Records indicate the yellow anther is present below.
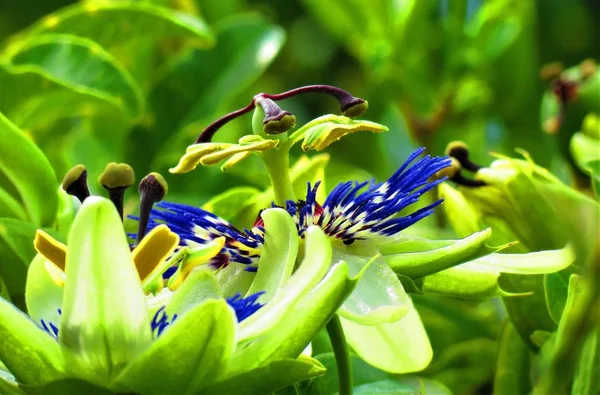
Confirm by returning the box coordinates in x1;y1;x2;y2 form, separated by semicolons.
33;230;67;272
133;225;179;281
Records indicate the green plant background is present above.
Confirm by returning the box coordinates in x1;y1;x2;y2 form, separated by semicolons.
0;0;598;394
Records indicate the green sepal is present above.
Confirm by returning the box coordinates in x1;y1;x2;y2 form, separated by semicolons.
341;302;433;374
114;299;236;395
383;229;502;278
0;298;64;385
422;266;501;298
461;243;575;274
238;225;331;342
201;356;326;395
246;208;299;301
60;197;152;383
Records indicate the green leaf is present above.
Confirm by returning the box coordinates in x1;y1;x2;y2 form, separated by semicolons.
246;208;299;302
202;186;261;223
383;229;499;278
7;34;144;120
0;112;57;226
333;243;411;325
202;356;326;395
0;187;27;220
499;274;557;349
0;298;64;385
341;302;432;374
60;197;152;383
238;225;331;342
544;271;570;324
0;64;127;131
21;379;113;395
115;299;236;395
493;321;531;395
0;218;43;306
21;2;214;52
572;328;600;395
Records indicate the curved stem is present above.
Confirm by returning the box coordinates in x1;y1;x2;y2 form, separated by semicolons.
326;314;353;395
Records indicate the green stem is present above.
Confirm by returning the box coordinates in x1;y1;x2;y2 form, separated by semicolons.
252;106;296;206
326;314;353;395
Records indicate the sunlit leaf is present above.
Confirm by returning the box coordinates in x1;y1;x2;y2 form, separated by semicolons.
6;34;144;119
0;112;57;226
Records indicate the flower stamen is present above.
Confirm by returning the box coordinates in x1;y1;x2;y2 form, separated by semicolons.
61;164;90;203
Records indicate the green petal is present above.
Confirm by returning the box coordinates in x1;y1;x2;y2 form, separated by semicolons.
165;270;223;316
341;303;433;374
202;356;325;395
0;298;64;385
461;244;575;274
25;254;63;327
333;243;411;325
59;197;152;382
422;266;501;298
238;225;331;341
114;299;236;395
216;262;255;298
230;261;358;374
246;208;299;302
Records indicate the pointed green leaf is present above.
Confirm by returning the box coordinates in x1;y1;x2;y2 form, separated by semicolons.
0;275;10;301
7;34;144;120
341;304;433;374
115;299;236;395
0;187;27;220
0;298;64;385
462;244;575;274
22;3;214;51
383;229;498;278
0;112;57;226
493;321;531;395
25;254;64;327
60;197;152;382
544;271;570;324
203;356;325;395
333;243;410;325
238;226;331;341
246;208;299;301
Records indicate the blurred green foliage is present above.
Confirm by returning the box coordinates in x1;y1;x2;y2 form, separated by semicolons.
0;0;598;394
